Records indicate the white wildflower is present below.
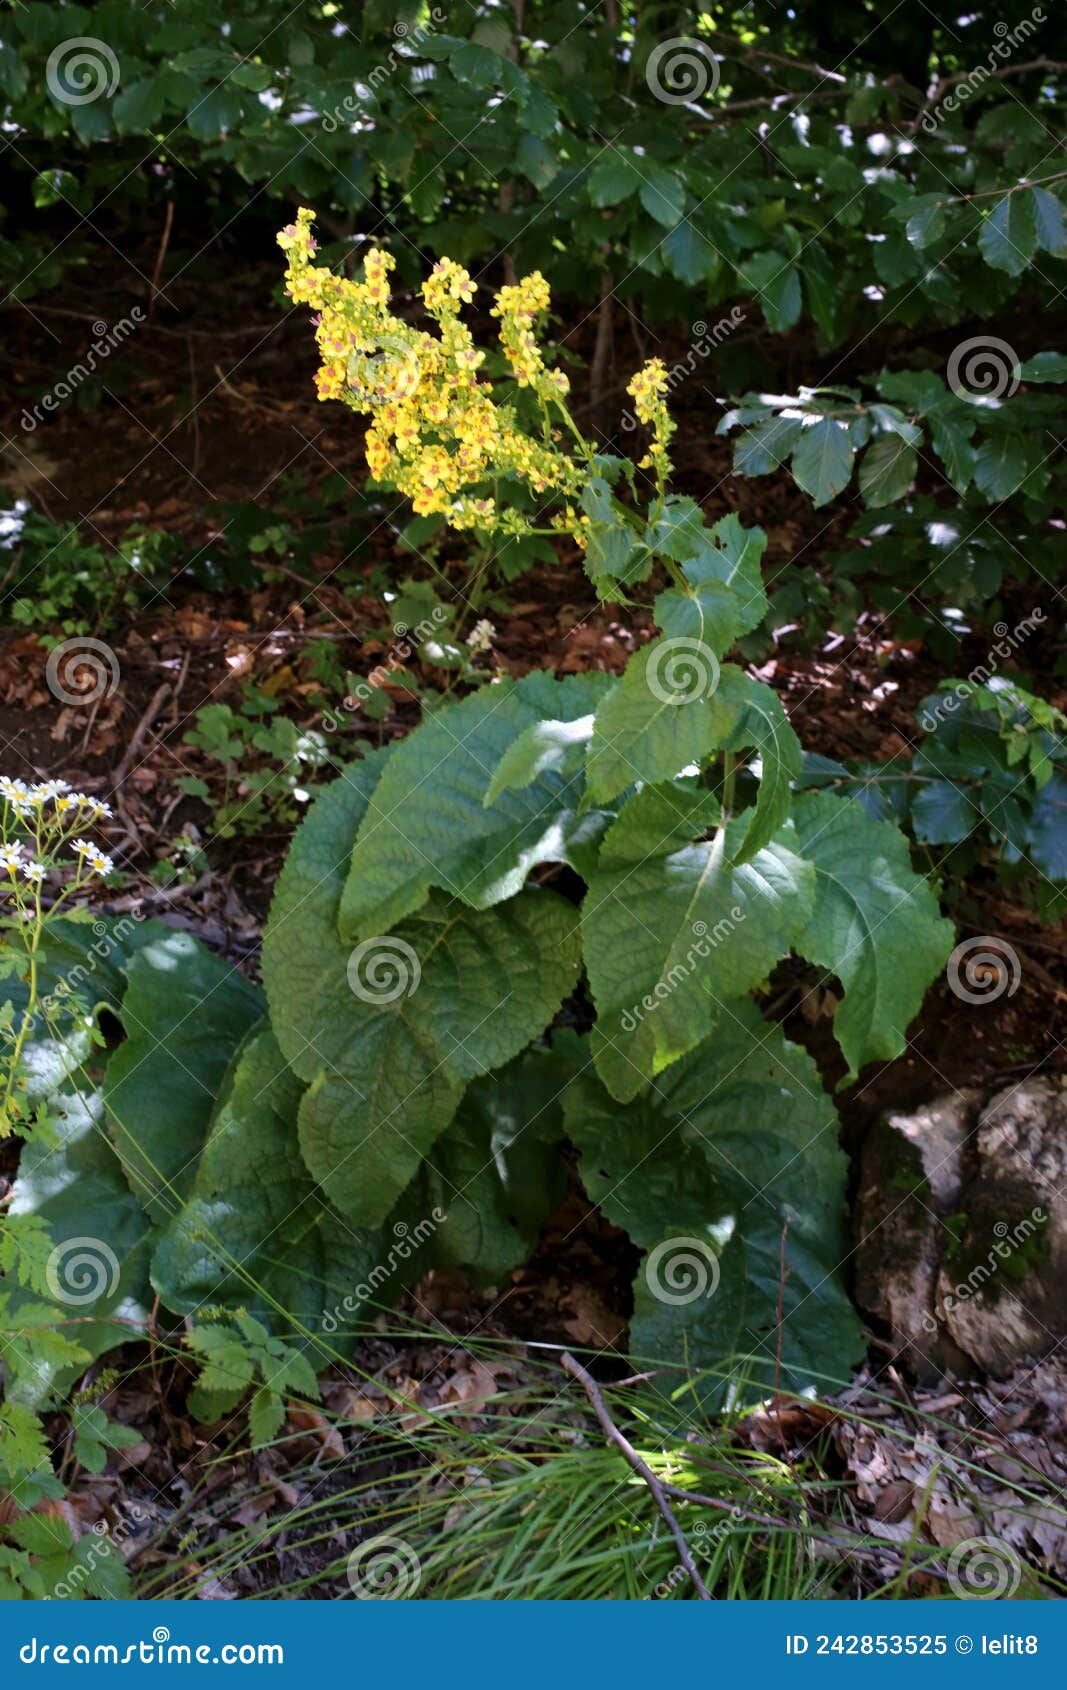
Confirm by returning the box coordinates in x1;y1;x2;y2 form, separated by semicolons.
466;618;496;655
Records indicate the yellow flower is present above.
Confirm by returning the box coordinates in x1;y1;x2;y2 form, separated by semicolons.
279;212;601;543
626;359;675;472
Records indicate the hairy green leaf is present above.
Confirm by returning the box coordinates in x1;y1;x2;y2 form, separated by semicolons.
791;792;954;1079
584;797;814;1100
339;674;612;940
566;1002;862;1406
103;931;263;1219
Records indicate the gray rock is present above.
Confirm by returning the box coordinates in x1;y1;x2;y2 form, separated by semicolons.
855;1078;1067;1378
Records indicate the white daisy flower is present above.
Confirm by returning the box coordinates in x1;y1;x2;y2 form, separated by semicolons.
21;860;45;884
0;843;23;872
71;838;96;859
89;798;114;819
0;777;30;804
87;852;114;876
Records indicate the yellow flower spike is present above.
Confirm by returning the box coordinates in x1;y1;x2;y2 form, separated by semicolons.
280;211;597;545
626;358;676;474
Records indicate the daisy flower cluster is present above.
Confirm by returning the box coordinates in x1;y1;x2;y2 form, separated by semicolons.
0;776;115;903
278;209;591;540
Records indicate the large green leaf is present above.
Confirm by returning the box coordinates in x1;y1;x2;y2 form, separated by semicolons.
585;641;726;805
858;433;917;506
583;794;814;1100
339;674;612;941
262;752;389;1079
1;914;169;1110
791;792;954;1079
653;512;769;649
297;889;582;1225
103;931;263;1221
565;1003;862;1406
711;667;802;862
8;1090;154;1402
151;1027;395;1340
408;1041;576;1282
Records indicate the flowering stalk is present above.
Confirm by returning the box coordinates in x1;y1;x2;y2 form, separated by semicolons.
277;210;673;552
0;778;113;1137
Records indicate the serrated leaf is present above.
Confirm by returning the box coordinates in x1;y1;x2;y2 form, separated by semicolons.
339;675;611;940
587;150;640;206
408;1042;574;1282
712;667;803;861
486;715;596;806
112;77;166;134
151;1027;382;1334
1019;351;1067;382
2;915;166;1111
0;1401;51;1484
298;890;581;1224
790;417;854;506
858;433;918;506
263;753;389;1077
248;1386;285;1448
928;416;976;492
585;639;729;804
733;415;803;477
583;801;814;1100
662;220;718;285
653;512;768;648
565;1002;862;1406
973;434;1031;500
516;132;558;188
791;792;954;1079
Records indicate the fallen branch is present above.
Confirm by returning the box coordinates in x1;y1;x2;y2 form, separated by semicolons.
561;1351;711;1599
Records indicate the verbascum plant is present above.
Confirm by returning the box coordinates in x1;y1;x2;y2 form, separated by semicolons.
10;224;957;1419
